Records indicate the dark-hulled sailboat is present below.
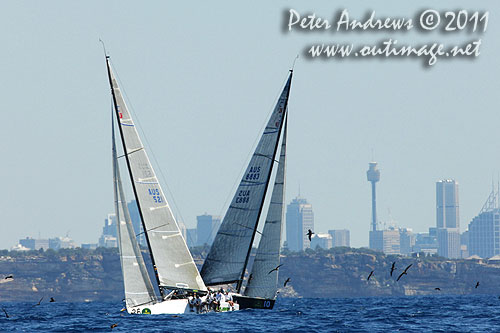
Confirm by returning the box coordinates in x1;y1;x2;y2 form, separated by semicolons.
200;70;293;309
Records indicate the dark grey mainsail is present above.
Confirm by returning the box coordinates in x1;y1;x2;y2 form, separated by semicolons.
113;117;157;307
244;117;287;299
201;72;293;289
106;58;206;292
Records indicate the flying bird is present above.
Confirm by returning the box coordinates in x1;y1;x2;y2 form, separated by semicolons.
367;270;374;281
306;229;314;241
268;264;283;274
435;287;441;291
284;277;291;287
390;262;396;277
33;297;43;307
50;297;55;303
475;281;480;288
4;275;13;279
111;323;118;329
396;264;413;282
2;308;9;318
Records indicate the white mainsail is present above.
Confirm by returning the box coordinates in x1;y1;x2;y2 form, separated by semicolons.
113;118;157;307
244;117;287;299
106;58;206;292
201;72;293;288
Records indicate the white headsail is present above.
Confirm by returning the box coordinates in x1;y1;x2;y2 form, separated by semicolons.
113;117;157;307
244;117;287;299
201;72;293;288
106;58;206;292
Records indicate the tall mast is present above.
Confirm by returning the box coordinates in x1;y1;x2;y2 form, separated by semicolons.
236;70;293;293
104;56;163;296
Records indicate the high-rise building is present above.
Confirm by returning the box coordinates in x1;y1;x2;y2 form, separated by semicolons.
399;228;416;255
196;214;221;246
413;227;438;255
436;180;461;258
328;229;350;247
310;233;332;250
99;213;117;248
468;210;500;258
369;228;400;255
467;187;500;258
437;228;461;258
367;162;381;250
286;196;314;252
186;228;197;248
436;180;460;229
102;213;117;238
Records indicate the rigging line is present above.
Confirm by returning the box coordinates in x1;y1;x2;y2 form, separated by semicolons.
234;222;263;235
136;223;169;237
117;147;144;159
215;70;295;225
110;62;188;228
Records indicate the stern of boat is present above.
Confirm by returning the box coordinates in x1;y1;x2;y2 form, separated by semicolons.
232;295;275;310
128;299;189;315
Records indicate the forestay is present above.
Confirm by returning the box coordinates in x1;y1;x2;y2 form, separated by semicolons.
244;118;287;299
106;59;206;291
113;119;156;307
201;72;293;286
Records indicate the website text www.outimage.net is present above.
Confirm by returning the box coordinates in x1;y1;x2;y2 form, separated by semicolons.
286;9;488;66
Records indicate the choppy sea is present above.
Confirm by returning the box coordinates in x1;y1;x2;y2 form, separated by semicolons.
1;295;500;332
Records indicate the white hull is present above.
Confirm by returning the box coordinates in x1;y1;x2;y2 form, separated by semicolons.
128;299;189;314
127;298;239;315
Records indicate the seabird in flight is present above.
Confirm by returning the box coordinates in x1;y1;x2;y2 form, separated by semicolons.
306;229;314;241
284;277;291;287
33;297;43;307
268;264;283;274
396;264;413;282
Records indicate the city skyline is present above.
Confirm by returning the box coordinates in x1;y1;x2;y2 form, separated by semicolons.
2;1;500;250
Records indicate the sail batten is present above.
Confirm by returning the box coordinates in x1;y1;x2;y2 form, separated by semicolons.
107;58;206;292
244;117;288;299
201;73;292;289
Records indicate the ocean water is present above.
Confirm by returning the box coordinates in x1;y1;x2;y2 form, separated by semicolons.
1;295;499;332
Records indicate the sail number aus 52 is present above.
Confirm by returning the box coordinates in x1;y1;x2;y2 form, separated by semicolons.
148;188;163;203
246;166;261;180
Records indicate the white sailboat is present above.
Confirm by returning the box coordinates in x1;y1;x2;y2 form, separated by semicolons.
106;54;238;314
200;70;293;309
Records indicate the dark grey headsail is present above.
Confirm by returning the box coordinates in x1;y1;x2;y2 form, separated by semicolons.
244;118;287;299
201;72;293;290
113;117;157;307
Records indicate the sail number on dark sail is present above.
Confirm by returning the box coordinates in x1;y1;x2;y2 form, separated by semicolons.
246;166;261;180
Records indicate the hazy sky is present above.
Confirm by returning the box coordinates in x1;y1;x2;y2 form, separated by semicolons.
1;1;500;249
